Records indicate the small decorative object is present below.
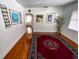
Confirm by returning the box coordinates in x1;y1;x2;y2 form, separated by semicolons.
55;16;65;35
28;9;31;12
9;9;21;25
47;13;57;23
0;4;11;28
36;15;43;23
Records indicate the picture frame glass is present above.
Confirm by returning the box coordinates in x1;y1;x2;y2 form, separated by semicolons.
47;13;58;23
48;15;52;21
12;12;19;23
10;10;20;25
0;4;11;28
36;15;43;23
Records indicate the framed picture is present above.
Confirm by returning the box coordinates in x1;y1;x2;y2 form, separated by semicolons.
36;15;43;23
9;9;21;25
0;4;11;28
47;13;57;23
48;15;52;21
19;12;22;23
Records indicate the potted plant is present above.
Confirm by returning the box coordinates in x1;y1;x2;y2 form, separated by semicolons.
55;16;65;35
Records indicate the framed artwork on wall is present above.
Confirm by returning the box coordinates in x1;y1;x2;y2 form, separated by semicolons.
9;9;21;25
36;15;43;23
47;13;58;23
0;4;11;28
48;15;52;21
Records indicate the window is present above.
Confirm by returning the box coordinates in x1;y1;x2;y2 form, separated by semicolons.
68;10;78;31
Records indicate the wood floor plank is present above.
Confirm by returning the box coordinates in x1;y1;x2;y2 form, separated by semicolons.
4;33;31;59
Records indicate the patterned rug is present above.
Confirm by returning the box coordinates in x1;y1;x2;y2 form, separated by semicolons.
29;36;37;59
29;35;77;59
43;40;59;50
37;35;76;59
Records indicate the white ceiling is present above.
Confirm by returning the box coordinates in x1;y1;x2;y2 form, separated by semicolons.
16;0;77;7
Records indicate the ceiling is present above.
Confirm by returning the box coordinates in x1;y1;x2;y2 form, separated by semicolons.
16;0;77;8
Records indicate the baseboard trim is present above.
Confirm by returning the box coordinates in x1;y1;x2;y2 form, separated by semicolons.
33;32;56;35
59;33;78;48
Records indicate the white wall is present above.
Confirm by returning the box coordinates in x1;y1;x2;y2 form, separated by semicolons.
61;2;78;44
0;0;26;58
25;7;63;32
25;3;78;44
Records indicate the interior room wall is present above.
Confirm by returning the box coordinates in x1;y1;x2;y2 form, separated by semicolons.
25;7;63;32
0;0;26;58
25;2;78;44
61;2;78;44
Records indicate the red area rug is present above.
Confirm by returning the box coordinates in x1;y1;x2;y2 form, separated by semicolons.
37;35;74;59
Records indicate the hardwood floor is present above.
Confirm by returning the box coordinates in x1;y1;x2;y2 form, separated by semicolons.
4;33;32;59
4;32;77;59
